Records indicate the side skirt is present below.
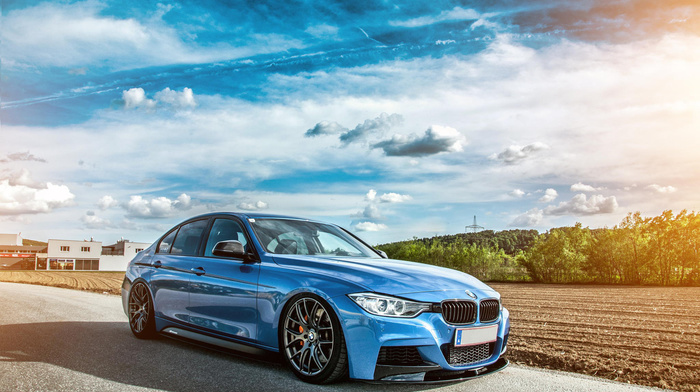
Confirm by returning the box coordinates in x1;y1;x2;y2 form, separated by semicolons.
160;326;271;356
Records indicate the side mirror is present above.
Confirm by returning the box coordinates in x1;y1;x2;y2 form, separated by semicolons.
212;240;246;258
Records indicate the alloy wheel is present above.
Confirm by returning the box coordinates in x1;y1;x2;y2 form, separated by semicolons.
283;297;335;376
129;283;151;334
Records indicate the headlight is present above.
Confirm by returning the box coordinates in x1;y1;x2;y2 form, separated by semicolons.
348;293;431;318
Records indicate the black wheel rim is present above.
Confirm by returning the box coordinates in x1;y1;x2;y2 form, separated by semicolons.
283;297;334;376
129;283;150;333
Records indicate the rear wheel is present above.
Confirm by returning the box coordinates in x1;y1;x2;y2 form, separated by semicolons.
280;294;347;384
128;282;157;339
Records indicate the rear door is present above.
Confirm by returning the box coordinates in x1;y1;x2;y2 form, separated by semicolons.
187;217;261;341
150;219;209;324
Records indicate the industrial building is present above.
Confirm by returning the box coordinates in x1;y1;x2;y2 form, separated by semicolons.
0;233;150;272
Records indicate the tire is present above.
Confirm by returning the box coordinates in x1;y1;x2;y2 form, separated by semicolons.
280;293;348;384
128;282;157;339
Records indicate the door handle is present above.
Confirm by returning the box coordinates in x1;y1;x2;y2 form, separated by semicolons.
153;260;162;268
191;267;206;276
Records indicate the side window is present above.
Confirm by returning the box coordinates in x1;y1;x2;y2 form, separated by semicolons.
170;220;208;256
204;219;248;257
158;229;178;254
266;232;309;255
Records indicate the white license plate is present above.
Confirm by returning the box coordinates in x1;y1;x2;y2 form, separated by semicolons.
454;324;498;347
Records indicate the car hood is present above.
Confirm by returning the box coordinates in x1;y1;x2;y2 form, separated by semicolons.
270;254;498;301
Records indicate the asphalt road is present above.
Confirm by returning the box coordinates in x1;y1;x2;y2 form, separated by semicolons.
0;282;669;392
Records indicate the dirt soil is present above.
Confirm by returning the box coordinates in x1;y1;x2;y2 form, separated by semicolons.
1;272;698;390
491;283;700;392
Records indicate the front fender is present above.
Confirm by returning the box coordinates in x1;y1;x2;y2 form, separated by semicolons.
255;259;368;349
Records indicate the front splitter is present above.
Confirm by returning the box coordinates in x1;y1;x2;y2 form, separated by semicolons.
367;357;509;384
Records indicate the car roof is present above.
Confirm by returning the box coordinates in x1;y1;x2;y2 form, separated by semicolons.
182;212;321;222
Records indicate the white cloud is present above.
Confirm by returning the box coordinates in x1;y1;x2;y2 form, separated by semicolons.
365;189;377;201
354;221;388;232
373;125;465;157
340;113;403;144
354;204;382;219
509;208;543;227
491;142;549;165
176;194;192;209
0;171;75;215
7;169;44;188
3;2;184;68
120;87;196;111
81;211;115;229
97;195;119;210
510;193;618;227
124;193;192;218
154;87;196;109
304;121;348;137
544;194;618;216
0;151;46;163
122;88;156;110
354;189;410;220
379;192;412;203
237;200;269;210
646;184;677;193
539;188;558;203
390;7;480;28
570;182;603;192
509;189;525;198
2;2;303;70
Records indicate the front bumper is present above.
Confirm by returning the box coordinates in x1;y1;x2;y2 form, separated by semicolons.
333;295;511;381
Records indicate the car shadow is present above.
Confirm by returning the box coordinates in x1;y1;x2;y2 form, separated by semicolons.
0;321;460;391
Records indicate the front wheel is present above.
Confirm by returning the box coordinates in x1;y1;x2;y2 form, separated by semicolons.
280;294;348;384
128;282;157;339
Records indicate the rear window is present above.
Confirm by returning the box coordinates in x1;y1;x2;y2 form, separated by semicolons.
170;220;208;256
157;229;177;254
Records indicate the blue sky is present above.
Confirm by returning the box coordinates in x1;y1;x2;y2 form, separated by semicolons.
1;0;699;245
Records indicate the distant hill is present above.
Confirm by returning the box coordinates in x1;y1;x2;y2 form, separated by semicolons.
379;229;540;256
22;239;48;247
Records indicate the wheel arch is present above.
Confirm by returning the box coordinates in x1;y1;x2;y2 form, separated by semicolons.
274;288;349;350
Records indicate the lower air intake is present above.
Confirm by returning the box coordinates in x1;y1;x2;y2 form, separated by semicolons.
442;342;494;366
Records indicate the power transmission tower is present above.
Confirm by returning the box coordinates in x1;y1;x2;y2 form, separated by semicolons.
465;215;484;233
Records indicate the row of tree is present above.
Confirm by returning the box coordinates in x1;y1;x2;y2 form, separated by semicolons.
377;229;538;282
405;229;539;256
377;210;700;286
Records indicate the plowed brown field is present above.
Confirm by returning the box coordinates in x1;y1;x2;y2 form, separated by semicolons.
0;271;124;295
491;283;700;391
1;272;698;390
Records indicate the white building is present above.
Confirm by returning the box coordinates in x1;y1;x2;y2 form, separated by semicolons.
0;234;23;246
100;239;151;271
0;233;151;272
47;239;102;270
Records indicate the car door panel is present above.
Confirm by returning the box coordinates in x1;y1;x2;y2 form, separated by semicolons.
188;218;260;340
150;254;195;323
188;258;260;339
149;219;209;325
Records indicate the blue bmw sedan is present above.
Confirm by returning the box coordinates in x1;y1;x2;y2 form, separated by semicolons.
122;212;510;383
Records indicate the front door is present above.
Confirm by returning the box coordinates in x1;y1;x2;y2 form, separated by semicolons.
187;218;260;341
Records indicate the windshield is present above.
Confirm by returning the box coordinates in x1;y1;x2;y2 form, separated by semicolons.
249;218;380;258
